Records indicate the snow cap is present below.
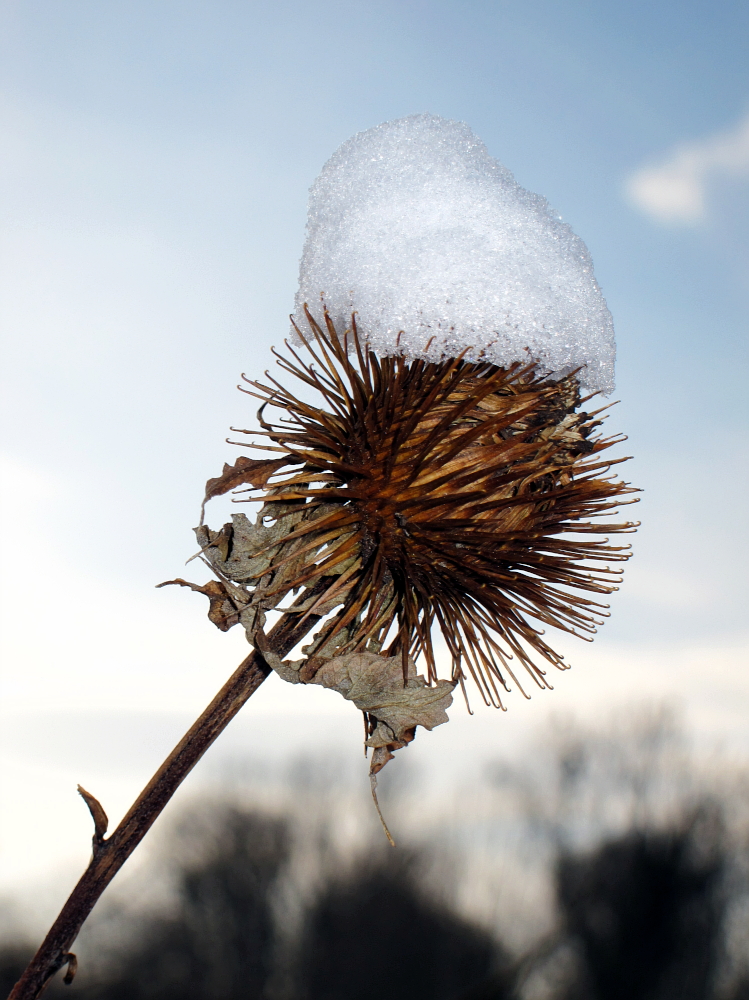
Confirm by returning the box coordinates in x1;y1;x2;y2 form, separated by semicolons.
293;114;615;394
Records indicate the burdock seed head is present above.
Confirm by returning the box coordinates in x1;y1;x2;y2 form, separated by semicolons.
231;308;637;704
172;116;638;831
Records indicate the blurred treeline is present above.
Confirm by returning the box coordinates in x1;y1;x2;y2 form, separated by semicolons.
3;708;749;1000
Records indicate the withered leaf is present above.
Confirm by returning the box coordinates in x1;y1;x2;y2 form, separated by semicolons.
210;522;233;563
157;578;243;631
257;638;454;774
312;652;455;750
204;455;292;503
195;509;306;585
193;502;356;642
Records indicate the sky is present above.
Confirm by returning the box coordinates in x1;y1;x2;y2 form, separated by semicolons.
1;0;748;927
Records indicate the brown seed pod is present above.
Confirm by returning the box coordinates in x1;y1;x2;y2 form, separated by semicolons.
210;307;638;711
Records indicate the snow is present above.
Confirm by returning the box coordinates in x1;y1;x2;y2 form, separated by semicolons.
292;114;615;394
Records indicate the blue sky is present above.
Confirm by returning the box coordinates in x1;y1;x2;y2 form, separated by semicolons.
1;0;748;903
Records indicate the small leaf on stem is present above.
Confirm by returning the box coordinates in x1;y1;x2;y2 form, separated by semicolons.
76;786;108;842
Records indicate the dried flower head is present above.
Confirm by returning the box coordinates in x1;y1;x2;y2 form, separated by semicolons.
193;307;636;703
163;308;639;840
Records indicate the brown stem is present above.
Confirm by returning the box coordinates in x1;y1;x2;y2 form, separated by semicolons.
8;595;323;1000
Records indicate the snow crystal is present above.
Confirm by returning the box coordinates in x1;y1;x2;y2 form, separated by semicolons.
292;114;615;394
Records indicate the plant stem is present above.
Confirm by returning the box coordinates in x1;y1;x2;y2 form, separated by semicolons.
8;594;323;1000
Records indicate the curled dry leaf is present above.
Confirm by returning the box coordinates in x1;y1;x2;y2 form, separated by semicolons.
156;578;244;632
203;455;293;503
186;501;359;637
256;635;454;775
169;313;635;814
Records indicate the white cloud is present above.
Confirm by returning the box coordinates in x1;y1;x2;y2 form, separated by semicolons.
625;111;749;223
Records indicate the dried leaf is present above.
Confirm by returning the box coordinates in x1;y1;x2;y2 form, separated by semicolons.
204;455;292;503
156;578;243;631
191;502;357;648
196;509;306;585
210;522;234;563
313;651;455;750
257;638;454;773
370;746;395;775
